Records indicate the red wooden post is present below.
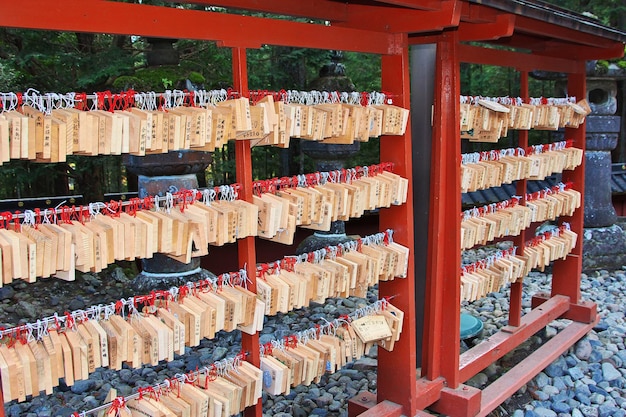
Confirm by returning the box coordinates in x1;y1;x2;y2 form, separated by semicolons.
508;71;529;328
377;32;419;417
231;47;263;417
551;63;586;306
422;30;462;387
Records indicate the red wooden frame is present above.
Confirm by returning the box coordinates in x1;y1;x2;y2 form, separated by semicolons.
1;1;624;417
420;17;606;417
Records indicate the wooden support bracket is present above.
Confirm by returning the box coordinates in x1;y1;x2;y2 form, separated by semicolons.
349;377;445;416
415;377;446;409
458;13;515;41
348;393;404;417
358;400;404;417
500;322;527;334
334;0;460;34
531;293;597;323
429;384;481;417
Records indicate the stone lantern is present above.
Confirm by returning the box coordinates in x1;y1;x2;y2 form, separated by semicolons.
124;37;216;291
555;63;626;271
125;151;216;292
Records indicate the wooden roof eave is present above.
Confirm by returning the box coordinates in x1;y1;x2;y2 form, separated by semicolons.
452;1;625;70
469;0;626;43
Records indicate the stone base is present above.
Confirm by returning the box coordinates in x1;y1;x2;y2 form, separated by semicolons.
131;268;216;293
582;224;626;272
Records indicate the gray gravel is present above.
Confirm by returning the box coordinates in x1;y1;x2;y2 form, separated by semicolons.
459;252;626;417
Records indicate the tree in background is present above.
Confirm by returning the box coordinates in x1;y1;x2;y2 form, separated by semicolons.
0;30;140;201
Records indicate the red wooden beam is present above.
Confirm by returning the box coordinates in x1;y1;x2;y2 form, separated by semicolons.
494;34;624;61
458;295;570;383
165;0;349;21
488;33;557;55
488;32;622;61
458;43;579;73
372;0;444;10
358;400;404;417
457;13;515;41
334;0;460;33
515;14;619;48
461;1;508;23
540;42;625;61
551;65;586;305
477;318;599;417
0;0;395;54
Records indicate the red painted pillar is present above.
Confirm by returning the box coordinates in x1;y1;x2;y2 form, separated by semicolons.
551;63;586;306
377;33;419;416
509;71;529;328
231;46;262;417
422;30;461;388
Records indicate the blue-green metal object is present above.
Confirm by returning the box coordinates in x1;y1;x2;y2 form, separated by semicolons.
460;313;483;340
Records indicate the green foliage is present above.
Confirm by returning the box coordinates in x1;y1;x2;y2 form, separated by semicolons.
461;63;521;97
0;160;68;199
346;138;380;167
188;71;205;84
246;47;381;92
528;77;557;98
342;52;381;92
112;76;149;91
161;78;173;89
0;61;17;91
116;66;186;91
174;39;232;88
208;144;237;186
542;0;626;30
247;46;328;90
0;30;138;91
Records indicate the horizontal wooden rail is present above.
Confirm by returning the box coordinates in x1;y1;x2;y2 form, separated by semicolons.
459;295;570;383
478;317;599;416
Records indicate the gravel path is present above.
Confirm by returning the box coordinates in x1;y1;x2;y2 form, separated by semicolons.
477;268;626;417
0;259;623;417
